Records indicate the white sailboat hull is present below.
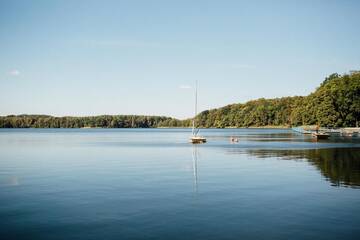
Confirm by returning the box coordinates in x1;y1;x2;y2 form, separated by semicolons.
190;136;207;144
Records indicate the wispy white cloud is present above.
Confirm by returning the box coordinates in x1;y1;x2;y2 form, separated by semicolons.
8;69;20;76
212;63;257;70
84;39;165;48
179;85;192;89
228;64;256;69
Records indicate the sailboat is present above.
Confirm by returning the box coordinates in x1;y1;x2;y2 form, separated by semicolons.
190;81;207;144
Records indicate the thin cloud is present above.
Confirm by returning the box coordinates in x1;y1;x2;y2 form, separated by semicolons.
229;64;256;69
84;39;165;48
213;63;257;70
179;85;192;89
8;69;20;76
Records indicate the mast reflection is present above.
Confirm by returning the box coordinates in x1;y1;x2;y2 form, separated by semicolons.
192;145;199;193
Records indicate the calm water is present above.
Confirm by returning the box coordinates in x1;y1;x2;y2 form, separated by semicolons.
1;128;360;240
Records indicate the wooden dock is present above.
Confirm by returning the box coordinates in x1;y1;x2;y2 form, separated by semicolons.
292;126;360;138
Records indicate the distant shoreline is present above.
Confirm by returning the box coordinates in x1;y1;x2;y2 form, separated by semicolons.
1;72;360;129
0;126;291;129
157;125;290;129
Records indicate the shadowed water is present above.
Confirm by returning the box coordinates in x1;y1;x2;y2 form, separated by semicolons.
0;128;360;239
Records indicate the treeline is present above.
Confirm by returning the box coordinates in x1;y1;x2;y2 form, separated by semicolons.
188;71;360;128
1;71;359;128
160;71;359;128
0;115;173;128
290;72;360;127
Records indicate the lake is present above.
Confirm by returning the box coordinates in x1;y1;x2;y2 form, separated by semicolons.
1;128;360;239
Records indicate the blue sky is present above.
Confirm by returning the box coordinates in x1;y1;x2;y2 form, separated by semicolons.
0;0;359;119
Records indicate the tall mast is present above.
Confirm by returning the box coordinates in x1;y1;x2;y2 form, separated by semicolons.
195;80;198;120
192;80;198;136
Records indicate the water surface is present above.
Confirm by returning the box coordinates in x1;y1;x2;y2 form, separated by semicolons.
1;128;360;239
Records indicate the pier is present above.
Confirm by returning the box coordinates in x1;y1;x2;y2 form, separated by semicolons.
292;126;360;137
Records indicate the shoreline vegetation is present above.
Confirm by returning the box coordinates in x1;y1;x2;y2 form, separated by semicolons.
157;125;290;129
1;72;359;129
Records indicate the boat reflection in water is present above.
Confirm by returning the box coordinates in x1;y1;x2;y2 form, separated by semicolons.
242;148;360;188
191;145;199;193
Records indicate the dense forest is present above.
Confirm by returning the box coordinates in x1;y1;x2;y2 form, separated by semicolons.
0;115;173;128
170;71;360;128
1;71;359;128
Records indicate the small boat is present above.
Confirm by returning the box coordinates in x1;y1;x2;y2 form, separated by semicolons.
190;136;207;144
312;132;330;140
190;80;206;144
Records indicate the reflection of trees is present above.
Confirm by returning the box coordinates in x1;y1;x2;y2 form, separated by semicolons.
246;148;360;188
